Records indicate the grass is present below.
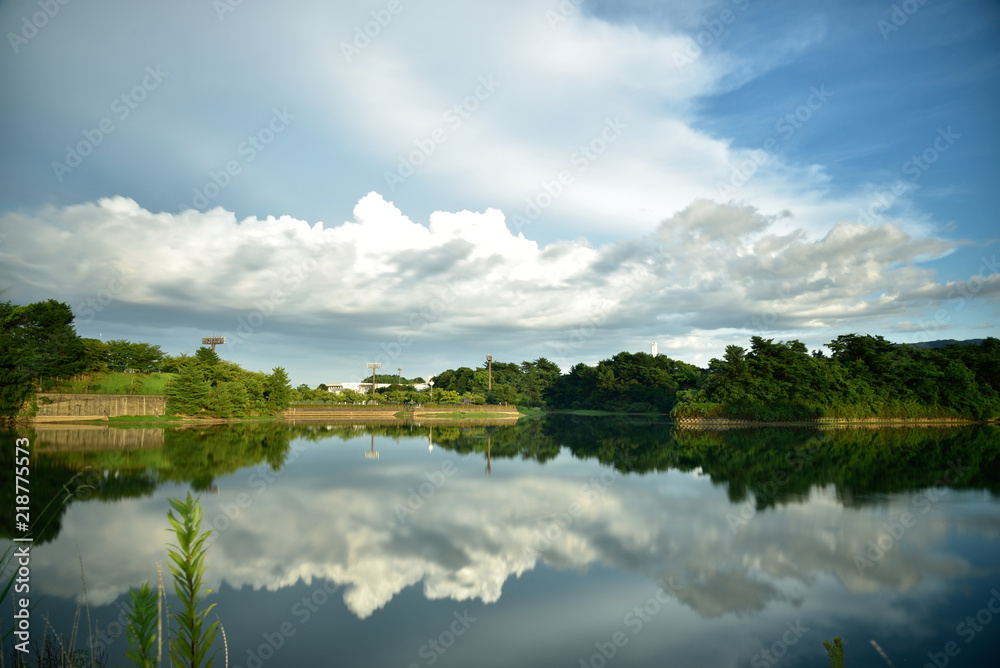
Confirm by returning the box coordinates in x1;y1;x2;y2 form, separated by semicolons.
103;415;186;424
48;372;178;396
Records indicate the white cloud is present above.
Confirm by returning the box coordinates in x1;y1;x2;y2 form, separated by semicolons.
1;193;986;372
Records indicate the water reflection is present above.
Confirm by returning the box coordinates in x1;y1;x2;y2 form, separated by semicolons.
2;420;999;666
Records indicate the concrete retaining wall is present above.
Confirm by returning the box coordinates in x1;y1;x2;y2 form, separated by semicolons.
34;393;166;420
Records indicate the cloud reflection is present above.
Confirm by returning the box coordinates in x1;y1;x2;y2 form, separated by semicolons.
29;442;989;622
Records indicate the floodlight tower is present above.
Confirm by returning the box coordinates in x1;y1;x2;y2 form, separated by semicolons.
367;362;382;398
202;336;226;352
486;355;493;392
365;432;379;459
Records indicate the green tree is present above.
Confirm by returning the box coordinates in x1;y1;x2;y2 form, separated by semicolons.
1;299;85;420
80;337;110;372
166;361;211;415
102;339;165;372
435;389;462;404
263;367;292;413
193;346;221;367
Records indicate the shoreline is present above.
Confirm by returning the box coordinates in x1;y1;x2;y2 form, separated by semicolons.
14;414;995;428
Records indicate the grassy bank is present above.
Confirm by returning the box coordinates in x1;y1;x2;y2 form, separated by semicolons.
50;371;178;395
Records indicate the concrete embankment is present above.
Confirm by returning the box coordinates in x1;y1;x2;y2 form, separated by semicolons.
673;417;992;429
285;404;520;422
32;393;167;422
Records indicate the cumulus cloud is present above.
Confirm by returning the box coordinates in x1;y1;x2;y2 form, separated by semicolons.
0;193;980;344
0;193;985;372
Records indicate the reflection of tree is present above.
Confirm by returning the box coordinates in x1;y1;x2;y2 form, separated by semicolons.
156;423;294;490
8;420;998;545
2;423;297;542
540;416;1000;508
0;428;154;544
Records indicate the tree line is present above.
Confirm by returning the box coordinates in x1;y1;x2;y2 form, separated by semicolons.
428;334;1000;419
671;334;1000;420
4;298;998;421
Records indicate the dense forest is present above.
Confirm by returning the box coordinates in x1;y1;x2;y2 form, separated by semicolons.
433;335;1000;420
670;334;1000;420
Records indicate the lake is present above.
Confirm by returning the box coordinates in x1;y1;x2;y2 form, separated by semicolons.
3;418;999;667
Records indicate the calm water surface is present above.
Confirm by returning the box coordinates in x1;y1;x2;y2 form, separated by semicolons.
3;418;999;667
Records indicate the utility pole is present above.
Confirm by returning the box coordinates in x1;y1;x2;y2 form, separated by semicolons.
486;355;493;392
367;362;381;399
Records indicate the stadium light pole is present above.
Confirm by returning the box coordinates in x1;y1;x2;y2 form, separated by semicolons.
367;362;381;399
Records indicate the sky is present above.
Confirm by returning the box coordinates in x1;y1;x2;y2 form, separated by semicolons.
0;0;998;385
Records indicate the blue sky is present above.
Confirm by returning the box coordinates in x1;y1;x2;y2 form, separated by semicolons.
0;0;997;384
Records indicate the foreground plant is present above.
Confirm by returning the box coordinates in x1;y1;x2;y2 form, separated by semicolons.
823;636;846;668
124;581;159;668
166;493;219;668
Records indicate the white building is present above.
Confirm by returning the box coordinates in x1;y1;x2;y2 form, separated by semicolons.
325;382;431;393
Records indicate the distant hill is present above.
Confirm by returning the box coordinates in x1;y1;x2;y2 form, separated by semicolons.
905;338;985;350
